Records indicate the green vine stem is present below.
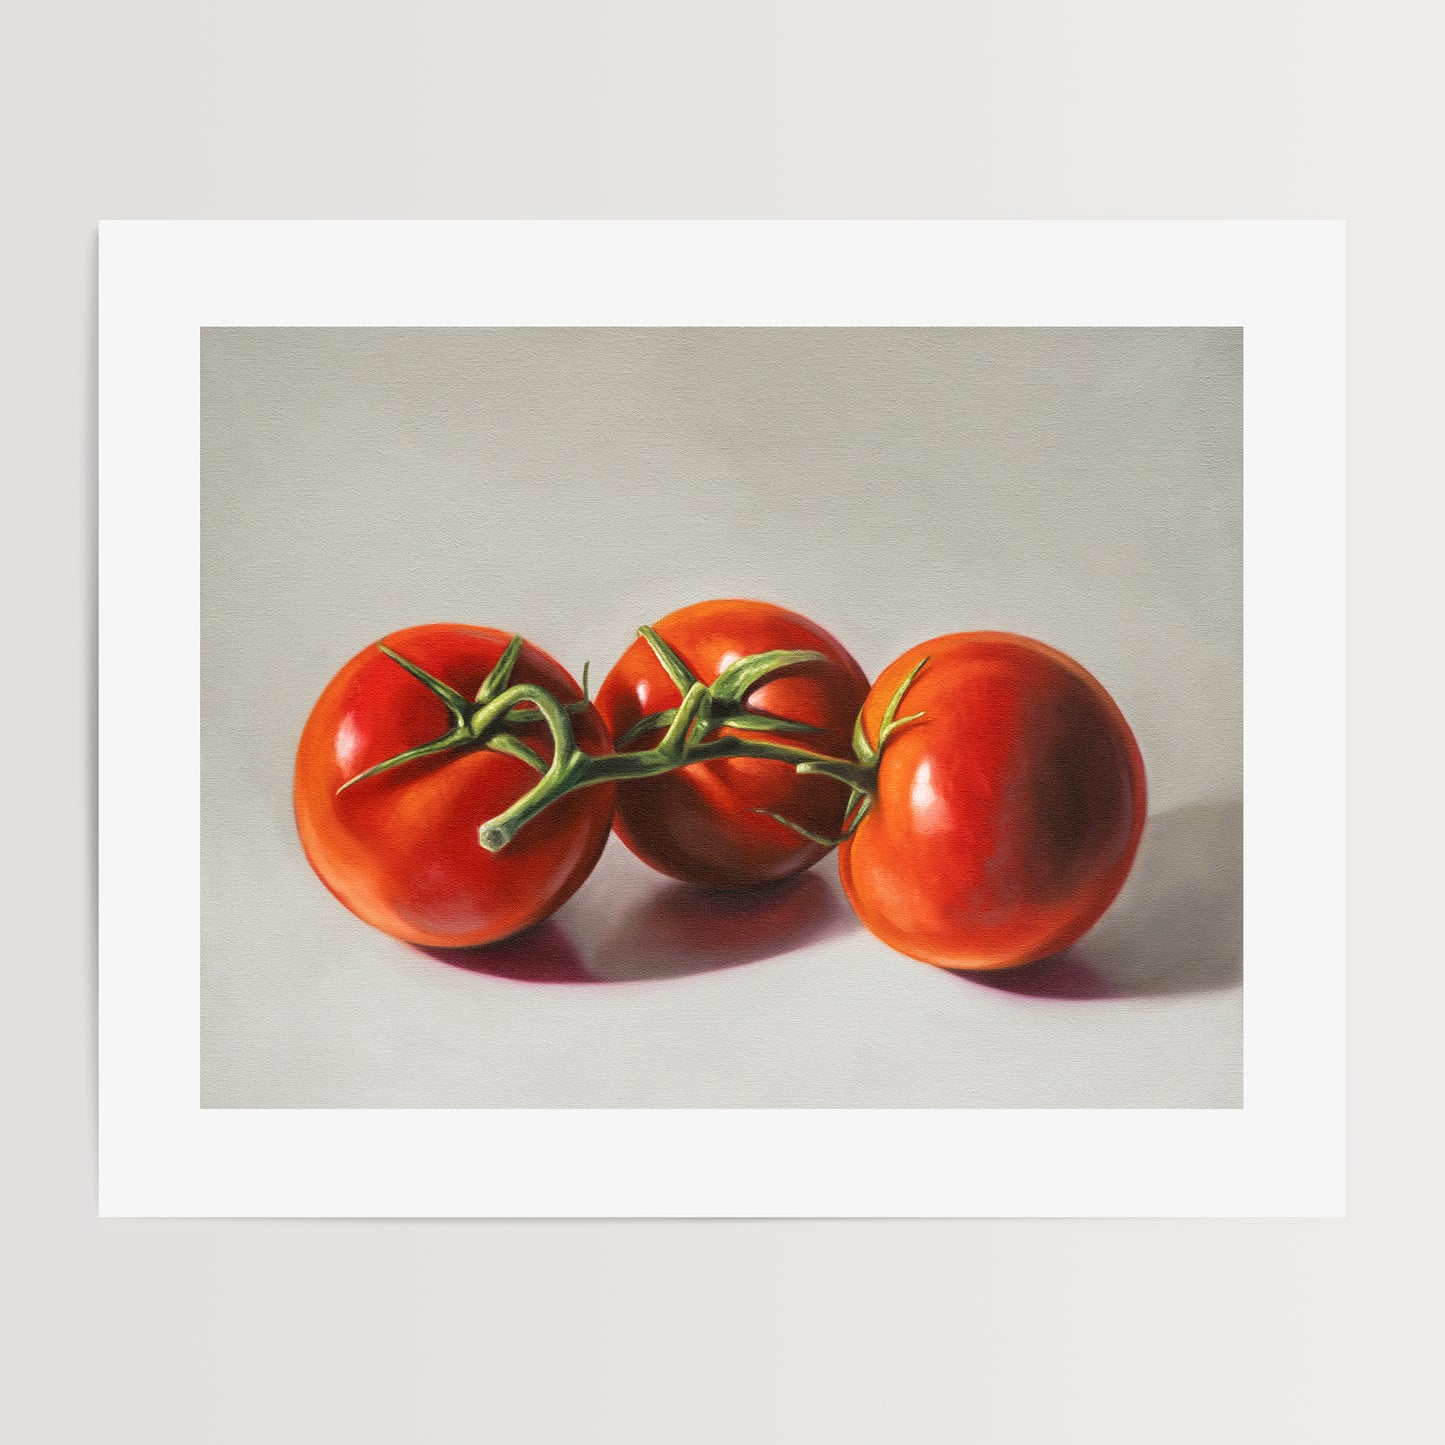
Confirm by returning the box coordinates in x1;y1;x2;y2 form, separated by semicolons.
334;628;928;855
475;640;928;854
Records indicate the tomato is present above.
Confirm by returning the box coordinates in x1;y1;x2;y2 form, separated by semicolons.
838;633;1146;970
294;624;614;948
594;600;871;888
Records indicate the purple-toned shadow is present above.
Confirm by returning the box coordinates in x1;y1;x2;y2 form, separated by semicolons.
413;920;595;985
957;952;1118;1000
587;868;859;983
410;867;859;985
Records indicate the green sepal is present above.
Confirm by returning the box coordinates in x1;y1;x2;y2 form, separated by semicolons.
616;709;677;748
852;709;876;765
618;703;821;749
710;648;829;705
378;644;469;725
754;793;872;848
486;733;547;774
638;625;699;695
658;683;709;758
474;635;524;705
336;725;469;794
878;656;927;738
852;655;929;764
341;639;564;796
617;640;831;748
719;710;824;737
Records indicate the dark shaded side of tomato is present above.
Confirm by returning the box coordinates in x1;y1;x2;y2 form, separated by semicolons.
594;600;871;889
294;624;615;949
838;633;1147;970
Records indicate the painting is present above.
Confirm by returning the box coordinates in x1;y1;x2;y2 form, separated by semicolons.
100;222;1344;1215
200;325;1240;1109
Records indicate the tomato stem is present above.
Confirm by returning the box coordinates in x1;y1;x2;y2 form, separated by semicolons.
334;632;927;856
477;694;877;851
335;640;597;795
476;637;927;854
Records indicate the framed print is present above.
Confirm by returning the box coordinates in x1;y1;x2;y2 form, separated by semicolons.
99;220;1344;1216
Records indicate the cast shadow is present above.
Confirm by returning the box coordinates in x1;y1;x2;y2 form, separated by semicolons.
414;921;596;985
414;868;858;985
586;868;859;983
967;796;1244;1001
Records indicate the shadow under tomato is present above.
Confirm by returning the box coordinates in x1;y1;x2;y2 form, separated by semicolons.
414;920;595;985
587;868;859;983
954;797;1244;1001
960;954;1119;1000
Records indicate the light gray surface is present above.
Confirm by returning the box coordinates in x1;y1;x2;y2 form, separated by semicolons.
201;327;1241;1108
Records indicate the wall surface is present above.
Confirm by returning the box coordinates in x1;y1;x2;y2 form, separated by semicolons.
2;3;1432;1442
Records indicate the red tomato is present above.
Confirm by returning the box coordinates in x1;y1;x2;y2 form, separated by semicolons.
595;600;871;888
294;624;614;948
838;633;1146;970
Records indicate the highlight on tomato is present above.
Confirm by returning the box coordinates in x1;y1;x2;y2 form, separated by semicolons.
836;632;1147;971
293;623;615;949
593;599;871;889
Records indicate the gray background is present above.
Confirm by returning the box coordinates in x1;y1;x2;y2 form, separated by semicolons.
3;1;1423;1441
201;327;1241;1108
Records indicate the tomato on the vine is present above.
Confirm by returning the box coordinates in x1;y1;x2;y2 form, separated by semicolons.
595;600;871;889
294;624;614;949
838;633;1146;970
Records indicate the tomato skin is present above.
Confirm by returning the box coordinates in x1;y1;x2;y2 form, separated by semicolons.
838;633;1146;970
294;624;614;949
594;600;871;889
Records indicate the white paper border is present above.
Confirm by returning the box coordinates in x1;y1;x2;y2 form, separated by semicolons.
99;221;1344;1217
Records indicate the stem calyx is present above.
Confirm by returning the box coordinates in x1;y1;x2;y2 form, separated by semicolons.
332;629;930;862
475;628;930;856
334;639;590;795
